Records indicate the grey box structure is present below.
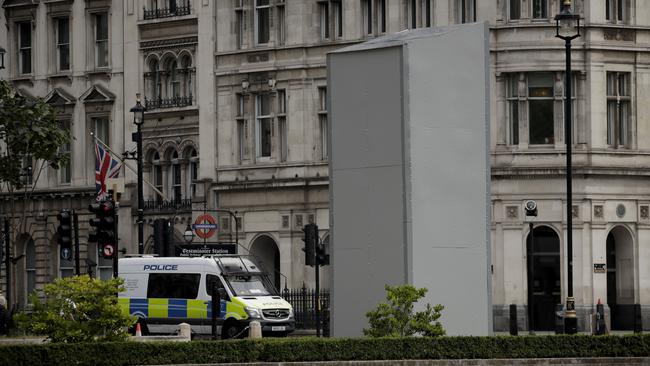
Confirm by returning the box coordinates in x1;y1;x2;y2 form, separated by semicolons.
327;23;491;337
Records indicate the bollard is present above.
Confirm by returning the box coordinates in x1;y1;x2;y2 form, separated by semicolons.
249;321;262;339
595;299;606;335
634;304;643;334
179;323;191;341
509;304;518;336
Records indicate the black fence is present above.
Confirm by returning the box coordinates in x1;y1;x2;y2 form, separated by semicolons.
143;2;191;20
282;287;330;330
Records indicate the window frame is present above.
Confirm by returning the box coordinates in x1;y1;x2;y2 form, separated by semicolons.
255;93;273;159
456;0;476;24
94;12;109;69
318;86;328;160
531;0;548;20
527;72;555;145
277;89;288;162
606;71;631;148
606;0;629;24
59;120;72;184
56;17;71;72
255;0;271;45
508;0;521;21
17;21;32;75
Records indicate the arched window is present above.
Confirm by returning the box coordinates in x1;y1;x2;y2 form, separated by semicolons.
186;148;198;198
181;55;192;98
168;60;180;98
150;151;163;203
170;150;182;202
149;59;161;100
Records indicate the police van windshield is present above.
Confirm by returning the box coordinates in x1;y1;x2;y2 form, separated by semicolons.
227;275;276;296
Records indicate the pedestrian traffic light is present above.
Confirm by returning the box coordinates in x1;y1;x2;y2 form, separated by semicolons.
302;223;317;267
88;200;116;258
57;210;73;259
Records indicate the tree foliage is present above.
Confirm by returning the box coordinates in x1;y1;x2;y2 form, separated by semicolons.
364;284;445;338
0;80;70;189
13;275;135;343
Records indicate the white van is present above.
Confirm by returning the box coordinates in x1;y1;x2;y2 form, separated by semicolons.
118;255;295;338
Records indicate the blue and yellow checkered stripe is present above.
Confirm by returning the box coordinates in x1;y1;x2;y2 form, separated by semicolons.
119;298;227;319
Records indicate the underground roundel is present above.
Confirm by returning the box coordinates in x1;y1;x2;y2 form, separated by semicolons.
193;214;218;239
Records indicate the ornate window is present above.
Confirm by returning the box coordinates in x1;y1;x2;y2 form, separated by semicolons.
318;87;328;160
144;53;194;109
607;72;631;148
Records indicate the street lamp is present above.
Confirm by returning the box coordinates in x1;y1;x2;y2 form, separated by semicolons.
183;224;194;243
555;0;580;335
0;46;5;70
130;94;146;254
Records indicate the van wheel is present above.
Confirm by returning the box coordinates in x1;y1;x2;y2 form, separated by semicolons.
222;323;241;339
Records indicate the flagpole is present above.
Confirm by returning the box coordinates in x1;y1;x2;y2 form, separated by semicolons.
90;132;169;201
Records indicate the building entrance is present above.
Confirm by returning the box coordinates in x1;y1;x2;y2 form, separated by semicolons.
527;226;561;331
250;235;281;291
607;227;635;330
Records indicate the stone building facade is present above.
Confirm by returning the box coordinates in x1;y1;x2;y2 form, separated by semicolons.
0;0;649;332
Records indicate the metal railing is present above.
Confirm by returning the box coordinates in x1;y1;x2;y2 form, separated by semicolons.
143;3;191;20
143;198;192;212
145;95;193;110
282;286;330;330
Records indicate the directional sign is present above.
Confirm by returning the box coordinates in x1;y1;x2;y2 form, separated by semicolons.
60;247;72;261
176;243;237;257
194;214;218;239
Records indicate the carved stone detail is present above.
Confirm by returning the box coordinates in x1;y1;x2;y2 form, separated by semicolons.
641;206;649;220
594;205;604;219
572;205;579;219
506;206;518;219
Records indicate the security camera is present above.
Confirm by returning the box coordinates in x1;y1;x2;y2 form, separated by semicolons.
524;200;538;217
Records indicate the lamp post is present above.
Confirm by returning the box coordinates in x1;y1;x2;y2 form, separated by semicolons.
130;94;146;254
555;0;580;335
0;46;5;69
183;224;194;243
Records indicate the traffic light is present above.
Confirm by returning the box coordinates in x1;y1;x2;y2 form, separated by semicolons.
153;218;174;257
57;210;73;260
302;223;317;267
316;243;329;266
88;200;116;258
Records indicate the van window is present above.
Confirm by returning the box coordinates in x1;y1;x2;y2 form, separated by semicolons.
206;274;225;295
147;273;201;299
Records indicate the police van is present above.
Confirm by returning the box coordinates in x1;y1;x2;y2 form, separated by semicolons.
118;255;295;338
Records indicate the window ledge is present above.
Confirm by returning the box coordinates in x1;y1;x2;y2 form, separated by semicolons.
85;69;112;78
47;73;73;83
9;75;34;85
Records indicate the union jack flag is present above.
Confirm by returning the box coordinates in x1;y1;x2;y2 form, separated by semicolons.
95;142;121;202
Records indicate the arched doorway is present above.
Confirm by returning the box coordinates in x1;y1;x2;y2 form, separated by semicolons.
527;226;561;331
249;235;281;291
606;226;635;330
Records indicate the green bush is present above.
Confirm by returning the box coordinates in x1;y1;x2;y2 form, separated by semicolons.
364;284;445;337
1;335;650;366
13;275;135;343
